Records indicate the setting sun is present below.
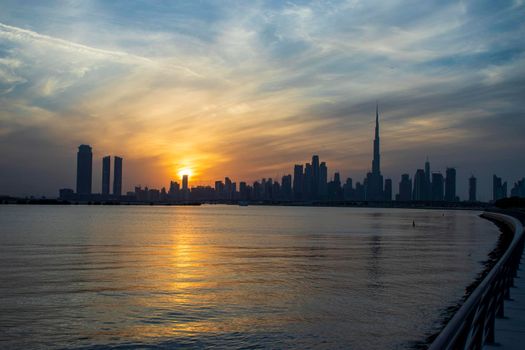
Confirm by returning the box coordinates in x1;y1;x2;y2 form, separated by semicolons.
178;168;193;179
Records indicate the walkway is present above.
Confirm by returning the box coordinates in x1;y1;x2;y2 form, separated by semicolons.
485;211;525;350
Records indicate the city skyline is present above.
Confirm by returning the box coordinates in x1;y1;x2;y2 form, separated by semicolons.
1;1;524;200
55;107;524;203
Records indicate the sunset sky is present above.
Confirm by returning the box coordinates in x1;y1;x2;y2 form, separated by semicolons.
1;0;524;200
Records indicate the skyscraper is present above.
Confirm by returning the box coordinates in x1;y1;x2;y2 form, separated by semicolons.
293;164;303;200
319;161;328;199
384;179;392;201
182;174;189;200
312;155;320;199
413;169;426;201
431;173;444;201
366;104;384;201
102;156;111;196
182;174;189;191
303;163;312;200
113;156;123;197
445;168;456;201
398;174;412;201
76;144;92;195
281;174;292;201
493;175;507;201
469;175;477;202
424;158;431;200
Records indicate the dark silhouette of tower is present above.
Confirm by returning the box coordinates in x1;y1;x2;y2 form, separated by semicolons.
424;158;431;200
102;156;111;195
384;179;392;201
493;175;507;201
312;155;320;199
76;144;92;195
398;174;412;201
304;163;312;200
319;161;328;199
366;104;384;201
281;174;292;201
413;169;426;201
372;104;380;175
293;164;304;200
431;173;444;201
469;175;477;202
445;168;456;201
113;156;123;197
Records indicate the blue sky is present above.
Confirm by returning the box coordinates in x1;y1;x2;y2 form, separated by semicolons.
0;0;524;200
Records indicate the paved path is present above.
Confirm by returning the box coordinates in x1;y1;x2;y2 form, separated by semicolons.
485;251;525;349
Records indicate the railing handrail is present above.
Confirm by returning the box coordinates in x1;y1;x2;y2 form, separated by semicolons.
429;212;524;349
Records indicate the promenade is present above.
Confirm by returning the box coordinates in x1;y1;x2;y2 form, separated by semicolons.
484;254;525;349
484;210;525;350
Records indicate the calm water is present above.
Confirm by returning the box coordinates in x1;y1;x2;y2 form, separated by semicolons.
0;205;500;349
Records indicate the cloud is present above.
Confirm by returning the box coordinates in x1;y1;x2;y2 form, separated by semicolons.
0;0;524;201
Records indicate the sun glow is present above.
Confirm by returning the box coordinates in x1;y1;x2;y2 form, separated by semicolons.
178;168;193;179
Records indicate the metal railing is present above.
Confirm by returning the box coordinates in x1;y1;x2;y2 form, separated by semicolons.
429;212;525;350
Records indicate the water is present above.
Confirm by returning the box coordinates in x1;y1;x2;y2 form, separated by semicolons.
0;205;500;349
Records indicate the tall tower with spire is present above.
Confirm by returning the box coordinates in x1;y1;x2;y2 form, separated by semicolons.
372;103;380;175
366;104;384;201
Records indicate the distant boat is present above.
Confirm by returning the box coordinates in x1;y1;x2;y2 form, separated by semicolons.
238;201;249;206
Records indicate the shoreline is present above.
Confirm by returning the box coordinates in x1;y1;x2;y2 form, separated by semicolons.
417;211;519;349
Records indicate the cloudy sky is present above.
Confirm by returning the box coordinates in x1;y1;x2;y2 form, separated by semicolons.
0;0;524;200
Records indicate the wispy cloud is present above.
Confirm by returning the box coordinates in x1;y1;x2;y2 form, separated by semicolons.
0;0;524;200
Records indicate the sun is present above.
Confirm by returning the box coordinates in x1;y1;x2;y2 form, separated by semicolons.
178;168;193;179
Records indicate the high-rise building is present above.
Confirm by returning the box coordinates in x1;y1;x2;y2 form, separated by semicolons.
384;179;392;201
113;156;123;197
239;181;248;200
182;175;189;191
343;177;353;200
102;156;111;195
398;174;412;201
424;158;431;200
431;173;444;201
293;164;303;200
445;168;456;201
76;144;93;195
182;174;189;200
510;177;525;198
469;175;477;202
366;104;384;201
281;174;292;201
312;155;320;199
303;163;312;200
319;162;328;199
493;175;507;201
413;169;426;201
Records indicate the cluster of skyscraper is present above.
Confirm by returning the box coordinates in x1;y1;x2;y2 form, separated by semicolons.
59;145;123;200
59;108;524;204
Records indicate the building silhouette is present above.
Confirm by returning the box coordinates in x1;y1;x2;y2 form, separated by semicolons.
293;164;304;200
445;168;456;202
113;156;123;197
76;144;92;195
384;179;392;201
312;155;320;199
102;156;111;195
493;175;507;201
319;161;328;199
413;169;426;201
424;158;431;200
510;177;525;198
469;175;477;202
431;173;444;201
366;104;384;201
398;174;412;201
